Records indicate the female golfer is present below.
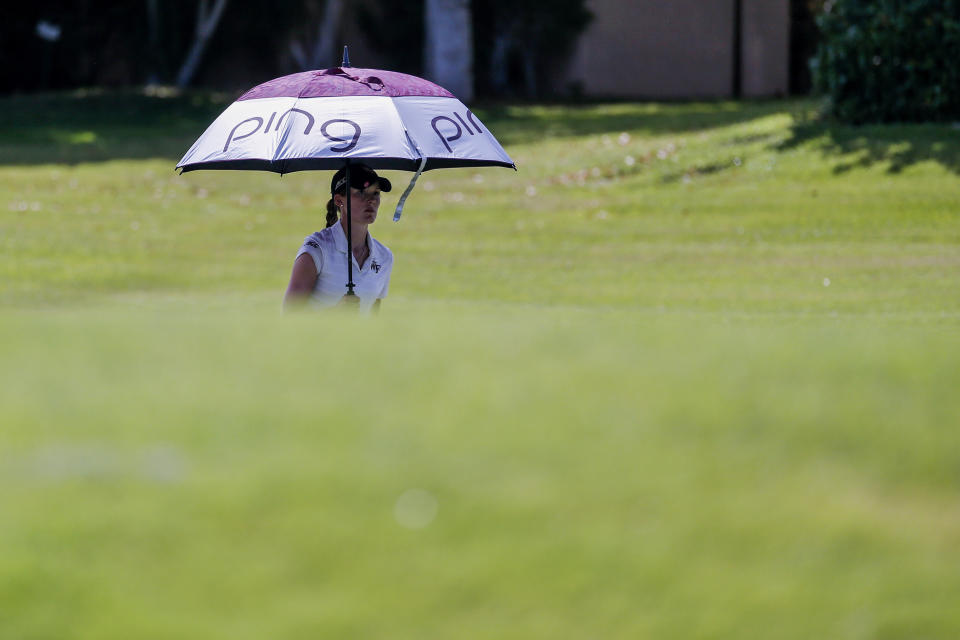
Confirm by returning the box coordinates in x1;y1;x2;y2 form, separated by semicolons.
284;164;393;312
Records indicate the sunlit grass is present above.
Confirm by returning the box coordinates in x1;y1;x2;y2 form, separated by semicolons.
1;93;960;639
2;306;959;639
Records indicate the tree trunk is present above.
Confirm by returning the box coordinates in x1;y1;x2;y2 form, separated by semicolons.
308;0;344;69
489;31;511;95
146;0;161;84
522;46;537;99
424;0;473;101
175;0;230;88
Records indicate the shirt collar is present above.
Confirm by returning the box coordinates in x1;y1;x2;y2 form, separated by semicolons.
332;219;373;255
332;220;348;254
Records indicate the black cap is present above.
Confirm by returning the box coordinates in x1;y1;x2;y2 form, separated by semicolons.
331;164;392;195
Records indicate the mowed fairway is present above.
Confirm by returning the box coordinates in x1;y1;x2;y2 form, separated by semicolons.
1;92;960;639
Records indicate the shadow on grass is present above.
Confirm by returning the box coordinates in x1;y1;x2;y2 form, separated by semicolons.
0;90;792;167
476;100;793;146
659;160;735;185
5;90;958;176
774;116;960;176
0;89;233;167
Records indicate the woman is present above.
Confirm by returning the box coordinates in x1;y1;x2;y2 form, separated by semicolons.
284;164;394;312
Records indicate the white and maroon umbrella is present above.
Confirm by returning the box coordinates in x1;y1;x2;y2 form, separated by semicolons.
177;50;515;295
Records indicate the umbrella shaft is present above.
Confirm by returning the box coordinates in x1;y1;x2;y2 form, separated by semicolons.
345;161;356;296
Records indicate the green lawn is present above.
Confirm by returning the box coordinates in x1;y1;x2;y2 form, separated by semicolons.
1;91;959;639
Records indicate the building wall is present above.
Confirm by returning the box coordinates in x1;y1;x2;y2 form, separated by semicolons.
565;0;789;99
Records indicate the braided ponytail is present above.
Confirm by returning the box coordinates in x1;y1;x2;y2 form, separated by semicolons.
325;198;338;228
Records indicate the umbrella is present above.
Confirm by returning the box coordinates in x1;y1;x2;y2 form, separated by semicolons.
177;48;516;297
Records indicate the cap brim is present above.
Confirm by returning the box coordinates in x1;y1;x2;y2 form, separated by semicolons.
334;173;392;194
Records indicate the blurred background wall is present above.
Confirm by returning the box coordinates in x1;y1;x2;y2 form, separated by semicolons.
564;0;789;99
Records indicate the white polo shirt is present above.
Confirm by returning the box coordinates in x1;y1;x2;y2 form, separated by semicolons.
295;222;393;312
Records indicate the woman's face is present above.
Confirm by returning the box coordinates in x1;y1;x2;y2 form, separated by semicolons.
335;185;381;225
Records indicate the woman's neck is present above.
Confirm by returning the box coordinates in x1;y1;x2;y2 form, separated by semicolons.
340;217;368;250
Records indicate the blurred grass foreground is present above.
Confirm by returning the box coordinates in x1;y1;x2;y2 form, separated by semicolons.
1;90;960;639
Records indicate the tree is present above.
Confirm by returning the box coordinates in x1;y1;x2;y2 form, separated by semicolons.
473;0;592;99
813;0;960;123
175;0;230;88
146;0;162;84
424;0;473;101
288;0;344;70
355;1;423;76
790;0;826;95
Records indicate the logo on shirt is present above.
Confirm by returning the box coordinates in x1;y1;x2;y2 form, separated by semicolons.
371;260;381;273
306;240;320;249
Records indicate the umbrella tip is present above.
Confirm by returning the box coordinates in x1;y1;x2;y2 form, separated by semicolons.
342;45;350;67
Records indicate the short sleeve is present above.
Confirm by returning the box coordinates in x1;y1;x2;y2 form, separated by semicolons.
295;235;324;274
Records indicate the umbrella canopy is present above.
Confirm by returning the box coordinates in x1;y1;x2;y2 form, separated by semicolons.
177;56;515;297
176;66;515;175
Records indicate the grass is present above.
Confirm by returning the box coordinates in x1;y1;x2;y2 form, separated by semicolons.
3;95;958;315
1;89;959;639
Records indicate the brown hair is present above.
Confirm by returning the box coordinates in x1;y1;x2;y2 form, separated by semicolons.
325;198;338;228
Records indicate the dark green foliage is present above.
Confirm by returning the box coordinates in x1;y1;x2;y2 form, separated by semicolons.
791;0;826;94
813;0;960;123
1;1;315;93
473;0;593;98
356;0;593;99
1;2;155;92
356;2;424;76
7;1;591;99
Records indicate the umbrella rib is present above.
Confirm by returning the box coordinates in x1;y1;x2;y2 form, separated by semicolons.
273;82;313;175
